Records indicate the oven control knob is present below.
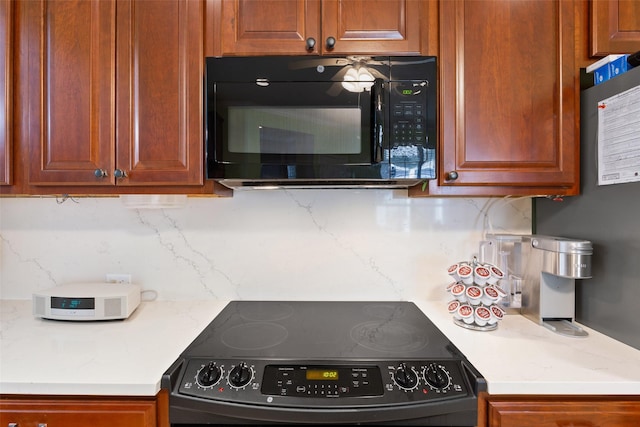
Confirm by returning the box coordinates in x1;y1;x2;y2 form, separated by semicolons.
393;363;418;390
423;363;451;390
196;362;222;387
228;362;253;388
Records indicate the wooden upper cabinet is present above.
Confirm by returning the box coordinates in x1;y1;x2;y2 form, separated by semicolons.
1;0;12;186
427;0;578;195
220;0;320;55
321;0;421;54
24;0;203;188
591;0;640;56
219;0;426;55
25;0;115;186
116;0;203;186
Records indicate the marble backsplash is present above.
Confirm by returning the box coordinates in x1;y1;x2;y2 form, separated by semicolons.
0;191;531;301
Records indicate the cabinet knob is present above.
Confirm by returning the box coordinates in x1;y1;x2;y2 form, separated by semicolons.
114;169;128;179
325;36;336;49
305;37;316;51
94;169;108;178
446;171;459;181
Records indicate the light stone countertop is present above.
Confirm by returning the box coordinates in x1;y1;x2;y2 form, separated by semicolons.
1;299;639;396
413;300;640;395
0;300;228;396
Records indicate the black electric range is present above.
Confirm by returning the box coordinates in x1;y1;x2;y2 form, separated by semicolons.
162;301;485;426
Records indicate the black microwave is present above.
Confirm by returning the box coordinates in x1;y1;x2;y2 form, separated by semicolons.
205;56;437;189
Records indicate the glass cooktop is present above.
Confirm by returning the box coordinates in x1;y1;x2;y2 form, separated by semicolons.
181;301;459;360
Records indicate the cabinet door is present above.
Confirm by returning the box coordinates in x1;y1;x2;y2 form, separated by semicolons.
25;0;116;186
436;0;578;193
484;396;640;427
116;0;203;186
0;397;156;427
321;0;421;54
218;0;425;56
220;0;321;55
1;0;11;185
591;0;640;56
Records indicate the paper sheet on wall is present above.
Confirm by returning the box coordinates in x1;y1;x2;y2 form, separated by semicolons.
597;83;640;186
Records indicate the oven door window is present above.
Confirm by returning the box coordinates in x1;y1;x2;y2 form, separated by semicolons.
213;82;373;166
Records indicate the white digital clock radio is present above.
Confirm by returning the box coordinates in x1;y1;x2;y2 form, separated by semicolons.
33;283;141;321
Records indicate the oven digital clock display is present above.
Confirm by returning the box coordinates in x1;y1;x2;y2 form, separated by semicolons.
51;297;95;310
261;365;383;398
306;369;339;381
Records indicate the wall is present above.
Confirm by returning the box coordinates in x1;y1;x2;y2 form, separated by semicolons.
534;66;640;351
0;191;531;301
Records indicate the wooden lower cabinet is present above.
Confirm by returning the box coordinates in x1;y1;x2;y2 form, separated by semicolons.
479;393;640;427
0;392;170;427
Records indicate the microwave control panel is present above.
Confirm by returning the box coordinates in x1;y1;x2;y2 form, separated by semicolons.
389;81;430;148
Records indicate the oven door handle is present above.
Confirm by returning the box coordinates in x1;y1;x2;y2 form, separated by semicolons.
371;78;385;164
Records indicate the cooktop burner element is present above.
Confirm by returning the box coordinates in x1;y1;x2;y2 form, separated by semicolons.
221;322;289;351
350;320;429;353
163;301;485;426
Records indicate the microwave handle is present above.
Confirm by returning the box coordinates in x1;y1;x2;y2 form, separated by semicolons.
372;79;384;163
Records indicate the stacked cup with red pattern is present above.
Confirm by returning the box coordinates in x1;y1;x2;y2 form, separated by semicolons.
446;260;506;329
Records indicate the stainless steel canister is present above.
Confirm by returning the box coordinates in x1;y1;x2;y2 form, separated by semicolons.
530;236;592;278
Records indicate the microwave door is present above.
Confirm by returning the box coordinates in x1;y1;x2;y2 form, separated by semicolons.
209;82;379;180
